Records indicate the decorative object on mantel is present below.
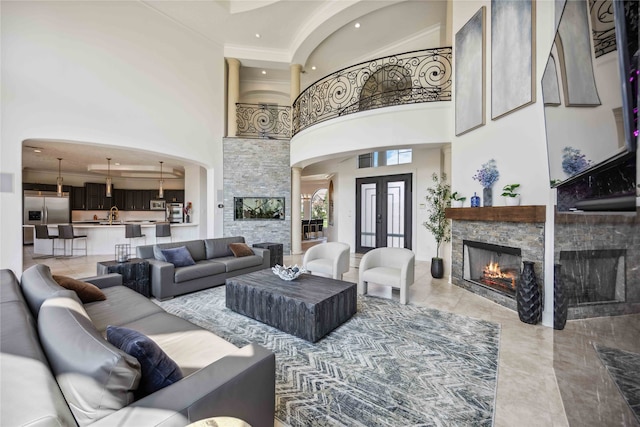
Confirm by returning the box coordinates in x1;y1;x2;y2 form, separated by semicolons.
272;264;306;281
470;192;481;207
472;159;499;207
553;264;568;330
561;146;592;177
423;173;451;279
451;191;467;208
501;183;521;206
517;261;541;324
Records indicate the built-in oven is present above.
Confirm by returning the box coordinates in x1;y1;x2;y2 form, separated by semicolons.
150;200;166;210
168;203;183;223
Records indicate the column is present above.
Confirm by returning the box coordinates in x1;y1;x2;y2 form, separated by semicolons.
291;167;303;255
227;58;241;137
290;64;302;105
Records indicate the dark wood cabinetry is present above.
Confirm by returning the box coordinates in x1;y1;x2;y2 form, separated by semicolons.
85;183;113;210
113;189;126;210
163;190;185;204
71;186;86;210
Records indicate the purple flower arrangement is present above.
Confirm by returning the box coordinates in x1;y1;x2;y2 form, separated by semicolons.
561;146;591;176
472;159;500;188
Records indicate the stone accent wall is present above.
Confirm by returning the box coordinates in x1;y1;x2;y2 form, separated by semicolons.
451;220;545;312
555;212;640;319
223;137;291;254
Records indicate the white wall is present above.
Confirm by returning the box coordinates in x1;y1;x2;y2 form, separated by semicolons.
450;1;554;206
1;1;225;273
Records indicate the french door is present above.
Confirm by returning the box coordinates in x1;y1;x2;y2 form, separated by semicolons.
356;173;412;253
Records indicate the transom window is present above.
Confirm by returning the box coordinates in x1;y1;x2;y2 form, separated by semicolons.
358;149;412;168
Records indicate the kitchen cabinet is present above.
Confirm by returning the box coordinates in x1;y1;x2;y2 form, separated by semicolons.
71;186;86;210
85;183;113;210
113;189;126;210
125;190;143;210
164;190;185;204
24;183;71;193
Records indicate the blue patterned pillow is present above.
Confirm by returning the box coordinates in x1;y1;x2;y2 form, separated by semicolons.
106;325;183;398
160;246;196;267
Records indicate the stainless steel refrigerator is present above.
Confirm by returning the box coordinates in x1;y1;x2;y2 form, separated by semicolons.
23;190;70;244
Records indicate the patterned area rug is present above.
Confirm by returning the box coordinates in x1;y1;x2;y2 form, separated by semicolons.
594;344;640;423
157;285;501;426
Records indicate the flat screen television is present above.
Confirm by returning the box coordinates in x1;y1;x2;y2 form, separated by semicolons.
542;0;637;211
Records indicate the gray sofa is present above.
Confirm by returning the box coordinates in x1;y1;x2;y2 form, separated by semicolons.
136;236;271;300
0;264;275;427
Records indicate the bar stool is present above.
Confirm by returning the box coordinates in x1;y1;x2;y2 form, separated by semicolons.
155;222;172;243
125;224;146;249
57;224;87;257
34;225;59;258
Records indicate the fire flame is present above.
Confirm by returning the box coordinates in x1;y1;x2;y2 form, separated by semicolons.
483;261;516;287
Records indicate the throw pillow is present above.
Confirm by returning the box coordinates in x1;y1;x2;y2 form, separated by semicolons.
229;242;254;258
52;275;107;303
160;246;196;267
106;325;183;398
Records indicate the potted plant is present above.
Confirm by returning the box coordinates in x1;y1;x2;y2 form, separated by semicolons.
450;191;466;208
501;183;521;206
423;173;451;278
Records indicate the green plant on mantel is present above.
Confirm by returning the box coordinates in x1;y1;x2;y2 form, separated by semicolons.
501;183;520;198
423;173;451;259
451;191;467;202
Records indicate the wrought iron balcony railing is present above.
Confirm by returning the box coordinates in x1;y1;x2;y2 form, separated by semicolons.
236;103;291;140
292;47;452;136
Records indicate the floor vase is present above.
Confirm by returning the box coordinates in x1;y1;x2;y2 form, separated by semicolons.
553;264;568;330
431;258;444;279
517;261;541;324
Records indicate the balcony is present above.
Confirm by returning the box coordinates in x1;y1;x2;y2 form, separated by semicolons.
292;47;452;136
236;103;291;140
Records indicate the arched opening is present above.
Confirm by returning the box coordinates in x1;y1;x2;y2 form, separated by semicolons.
358;64;413;112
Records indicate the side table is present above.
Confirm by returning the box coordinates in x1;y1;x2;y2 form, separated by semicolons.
97;258;150;297
252;242;283;267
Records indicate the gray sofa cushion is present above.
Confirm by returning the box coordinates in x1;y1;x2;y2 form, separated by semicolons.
214;255;264;272
174;261;226;283
84;286;164;332
38;291;141;426
20;264;64;317
153;240;206;262
204;236;245;259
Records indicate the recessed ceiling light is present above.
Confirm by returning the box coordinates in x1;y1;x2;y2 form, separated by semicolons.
261;70;267;75
354;22;361;28
255;33;261;38
33;149;42;153
115;162;121;166
312;66;317;70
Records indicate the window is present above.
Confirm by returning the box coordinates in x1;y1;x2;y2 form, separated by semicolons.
358;149;412;168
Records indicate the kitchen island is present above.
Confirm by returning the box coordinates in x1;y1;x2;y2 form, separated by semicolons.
28;222;199;256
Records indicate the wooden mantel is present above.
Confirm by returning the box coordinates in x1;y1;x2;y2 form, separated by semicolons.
445;205;546;223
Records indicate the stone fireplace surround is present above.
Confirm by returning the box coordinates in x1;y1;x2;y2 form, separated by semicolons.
447;206;546;313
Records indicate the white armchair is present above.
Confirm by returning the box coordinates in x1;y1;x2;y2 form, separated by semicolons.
358;247;415;304
302;242;350;280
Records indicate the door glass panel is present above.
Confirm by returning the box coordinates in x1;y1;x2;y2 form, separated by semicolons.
387;181;405;247
360;183;377;248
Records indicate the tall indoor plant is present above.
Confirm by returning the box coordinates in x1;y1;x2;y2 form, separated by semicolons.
423;173;451;278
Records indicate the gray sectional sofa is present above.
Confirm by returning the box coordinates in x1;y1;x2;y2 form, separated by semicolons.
136;236;271;300
0;264;275;427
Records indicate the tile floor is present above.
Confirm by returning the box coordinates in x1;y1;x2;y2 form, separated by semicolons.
21;245;640;427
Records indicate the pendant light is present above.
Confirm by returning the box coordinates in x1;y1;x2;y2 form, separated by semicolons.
158;161;164;199
56;158;63;197
105;158;112;198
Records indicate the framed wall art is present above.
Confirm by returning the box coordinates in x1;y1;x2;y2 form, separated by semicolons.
491;0;536;119
455;7;486;136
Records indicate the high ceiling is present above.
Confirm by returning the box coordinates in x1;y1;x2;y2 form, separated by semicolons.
21;0;448;177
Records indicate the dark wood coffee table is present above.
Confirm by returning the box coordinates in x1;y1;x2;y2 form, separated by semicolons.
225;269;357;342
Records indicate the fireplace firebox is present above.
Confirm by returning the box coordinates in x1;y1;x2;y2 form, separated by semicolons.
463;240;522;298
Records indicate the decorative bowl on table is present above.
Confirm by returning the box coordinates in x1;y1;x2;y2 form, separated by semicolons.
272;264;306;281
